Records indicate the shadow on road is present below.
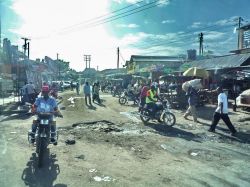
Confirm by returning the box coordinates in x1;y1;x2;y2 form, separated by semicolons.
0;113;32;122
21;150;67;187
145;122;201;142
145;121;250;144
94;101;106;107
87;104;96;110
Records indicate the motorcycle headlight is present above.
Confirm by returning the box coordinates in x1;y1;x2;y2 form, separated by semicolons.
40;119;49;125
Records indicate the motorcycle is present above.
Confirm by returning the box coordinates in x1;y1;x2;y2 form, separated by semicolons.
50;89;58;99
139;99;176;126
28;112;61;168
112;86;122;97
119;90;139;105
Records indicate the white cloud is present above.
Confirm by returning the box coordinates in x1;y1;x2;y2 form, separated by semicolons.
157;0;171;7
112;0;141;4
116;23;139;28
112;0;123;4
203;31;226;40
214;16;239;26
10;0;126;71
190;22;202;29
112;0;170;7
162;19;175;24
126;0;142;3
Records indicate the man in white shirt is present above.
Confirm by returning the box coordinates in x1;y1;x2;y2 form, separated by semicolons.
208;86;237;136
26;82;36;103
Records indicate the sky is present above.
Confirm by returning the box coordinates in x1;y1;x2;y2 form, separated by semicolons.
1;0;250;71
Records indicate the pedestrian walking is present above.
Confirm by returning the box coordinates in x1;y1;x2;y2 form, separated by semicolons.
83;82;92;106
76;82;80;95
208;86;237;136
70;81;73;91
92;82;101;104
183;86;199;122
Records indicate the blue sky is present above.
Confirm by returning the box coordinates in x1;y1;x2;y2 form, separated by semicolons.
1;0;250;70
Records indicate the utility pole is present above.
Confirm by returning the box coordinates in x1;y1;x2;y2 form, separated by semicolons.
27;42;30;59
117;47;120;69
84;55;91;69
198;32;204;56
237;17;244;49
0;7;1;48
0;1;2;48
21;37;30;58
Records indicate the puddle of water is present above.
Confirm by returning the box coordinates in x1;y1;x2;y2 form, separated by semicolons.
120;112;141;123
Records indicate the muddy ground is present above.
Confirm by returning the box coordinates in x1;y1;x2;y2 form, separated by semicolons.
0;90;250;187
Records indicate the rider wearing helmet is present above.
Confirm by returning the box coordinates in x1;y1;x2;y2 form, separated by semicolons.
146;85;158;116
30;85;62;144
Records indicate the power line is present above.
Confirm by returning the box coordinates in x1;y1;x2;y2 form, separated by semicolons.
59;0;163;35
132;23;236;50
131;19;237;49
59;0;144;32
119;52;126;63
31;0;163;39
140;25;237;55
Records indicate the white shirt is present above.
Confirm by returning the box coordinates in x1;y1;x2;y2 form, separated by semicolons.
215;92;228;114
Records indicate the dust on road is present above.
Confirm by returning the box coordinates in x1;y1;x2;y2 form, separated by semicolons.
0;90;250;187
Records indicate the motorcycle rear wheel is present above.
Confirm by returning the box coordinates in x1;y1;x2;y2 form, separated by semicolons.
119;97;127;105
162;112;176;126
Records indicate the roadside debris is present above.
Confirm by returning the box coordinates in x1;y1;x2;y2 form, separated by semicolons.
65;139;76;145
75;154;85;160
89;169;97;173
93;176;115;182
190;152;198;156
67;97;75;104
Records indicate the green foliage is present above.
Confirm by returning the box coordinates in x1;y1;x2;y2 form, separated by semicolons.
57;59;69;71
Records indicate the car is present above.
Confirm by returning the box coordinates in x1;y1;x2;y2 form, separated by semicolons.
61;81;71;89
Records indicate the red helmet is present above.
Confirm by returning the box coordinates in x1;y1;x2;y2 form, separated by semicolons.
41;85;49;92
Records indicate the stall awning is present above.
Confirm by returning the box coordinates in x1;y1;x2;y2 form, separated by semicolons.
181;53;250;71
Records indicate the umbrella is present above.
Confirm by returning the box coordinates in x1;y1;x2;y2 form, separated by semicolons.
183;67;209;78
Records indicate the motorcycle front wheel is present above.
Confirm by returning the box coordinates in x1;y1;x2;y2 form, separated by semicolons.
38;137;46;168
162;112;176;126
119;97;127;105
140;110;150;123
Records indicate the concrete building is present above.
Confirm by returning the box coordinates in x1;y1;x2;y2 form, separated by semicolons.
125;55;184;79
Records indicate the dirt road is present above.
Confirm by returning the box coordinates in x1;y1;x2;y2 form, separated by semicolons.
0;90;250;187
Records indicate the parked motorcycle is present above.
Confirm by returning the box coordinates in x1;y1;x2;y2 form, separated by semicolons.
28;112;61;168
139;99;176;126
119;90;139;105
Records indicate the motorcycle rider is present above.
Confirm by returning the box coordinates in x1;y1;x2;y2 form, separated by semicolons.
29;85;62;144
139;84;149;111
146;85;158;117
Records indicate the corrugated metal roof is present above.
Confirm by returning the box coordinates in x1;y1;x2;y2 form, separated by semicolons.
183;53;250;70
130;55;184;62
